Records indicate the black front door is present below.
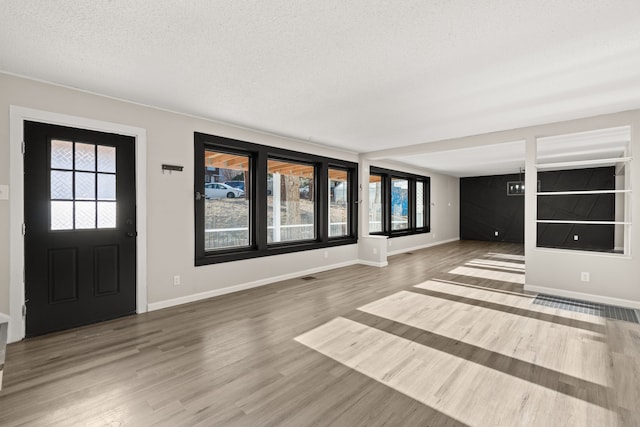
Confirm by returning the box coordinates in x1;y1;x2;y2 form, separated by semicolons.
24;121;137;337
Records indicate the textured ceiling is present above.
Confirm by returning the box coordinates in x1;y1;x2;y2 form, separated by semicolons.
2;1;640;175
388;140;526;178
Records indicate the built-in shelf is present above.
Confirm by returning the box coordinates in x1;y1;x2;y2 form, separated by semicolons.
536;220;631;225
537;189;632;196
535;156;632;170
535;126;632;254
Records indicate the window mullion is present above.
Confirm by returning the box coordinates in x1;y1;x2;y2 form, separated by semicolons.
384;175;392;234
408;179;416;230
255;151;268;251
317;162;328;242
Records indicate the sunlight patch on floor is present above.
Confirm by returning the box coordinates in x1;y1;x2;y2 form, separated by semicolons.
465;258;526;271
486;253;525;262
364;285;609;385
295;316;615;427
448;265;525;284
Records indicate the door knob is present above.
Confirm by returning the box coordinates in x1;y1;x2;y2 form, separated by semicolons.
126;231;137;237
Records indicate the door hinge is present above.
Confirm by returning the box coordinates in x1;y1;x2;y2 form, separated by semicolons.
21;141;25;155
22;223;26;236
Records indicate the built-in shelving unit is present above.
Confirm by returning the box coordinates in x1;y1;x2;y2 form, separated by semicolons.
535;126;632;254
537;189;631;196
535;220;631;225
535;157;632;170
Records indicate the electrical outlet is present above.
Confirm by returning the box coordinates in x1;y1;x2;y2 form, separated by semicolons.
494;231;499;237
574;235;579;241
173;275;181;286
373;247;378;254
323;251;329;259
580;272;590;282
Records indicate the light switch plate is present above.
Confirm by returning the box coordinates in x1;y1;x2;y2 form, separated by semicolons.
0;185;8;200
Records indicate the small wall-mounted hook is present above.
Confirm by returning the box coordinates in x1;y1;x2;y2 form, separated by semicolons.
162;164;184;174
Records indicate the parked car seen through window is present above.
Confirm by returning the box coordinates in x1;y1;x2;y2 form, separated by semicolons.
205;182;244;199
224;180;245;191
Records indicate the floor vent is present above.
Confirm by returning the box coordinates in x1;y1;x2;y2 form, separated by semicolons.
533;294;639;323
300;276;318;281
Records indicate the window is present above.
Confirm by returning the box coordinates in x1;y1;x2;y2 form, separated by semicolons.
391;178;409;230
329;168;350;237
203;150;250;250
195;132;358;265
369;167;430;236
268;159;315;243
368;174;383;233
416;180;425;228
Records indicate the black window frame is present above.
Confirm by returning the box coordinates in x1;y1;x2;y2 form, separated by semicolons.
369;166;430;237
195;132;358;265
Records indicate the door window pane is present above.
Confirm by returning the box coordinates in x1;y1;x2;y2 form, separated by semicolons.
97;202;117;228
97;145;116;172
75;172;96;200
391;178;409;230
268;159;315;243
75;201;96;229
97;174;116;200
75;143;96;171
51;140;73;169
329;169;349;237
369;174;383;233
416;181;425;228
51;201;74;230
51;170;73;199
203;150;250;250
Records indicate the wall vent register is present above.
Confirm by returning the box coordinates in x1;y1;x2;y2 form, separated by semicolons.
533;294;639;323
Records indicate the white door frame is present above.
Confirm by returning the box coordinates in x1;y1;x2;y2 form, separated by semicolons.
8;106;148;343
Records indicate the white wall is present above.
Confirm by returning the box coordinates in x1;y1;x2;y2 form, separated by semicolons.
523;113;640;308
0;74;362;326
393;110;638;308
0;73;461;339
4;71;634;341
360;159;460;255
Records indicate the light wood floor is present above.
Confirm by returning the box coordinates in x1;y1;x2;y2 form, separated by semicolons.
1;241;639;426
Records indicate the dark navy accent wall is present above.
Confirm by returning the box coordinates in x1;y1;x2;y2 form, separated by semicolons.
537;167;615;251
460;167;615;251
460;173;524;243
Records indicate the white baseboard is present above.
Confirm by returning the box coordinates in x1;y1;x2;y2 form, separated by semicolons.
148;260;359;311
524;284;640;310
387;237;460;256
0;313;9;323
357;260;388;268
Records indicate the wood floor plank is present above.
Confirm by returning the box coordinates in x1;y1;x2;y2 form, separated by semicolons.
0;240;638;426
